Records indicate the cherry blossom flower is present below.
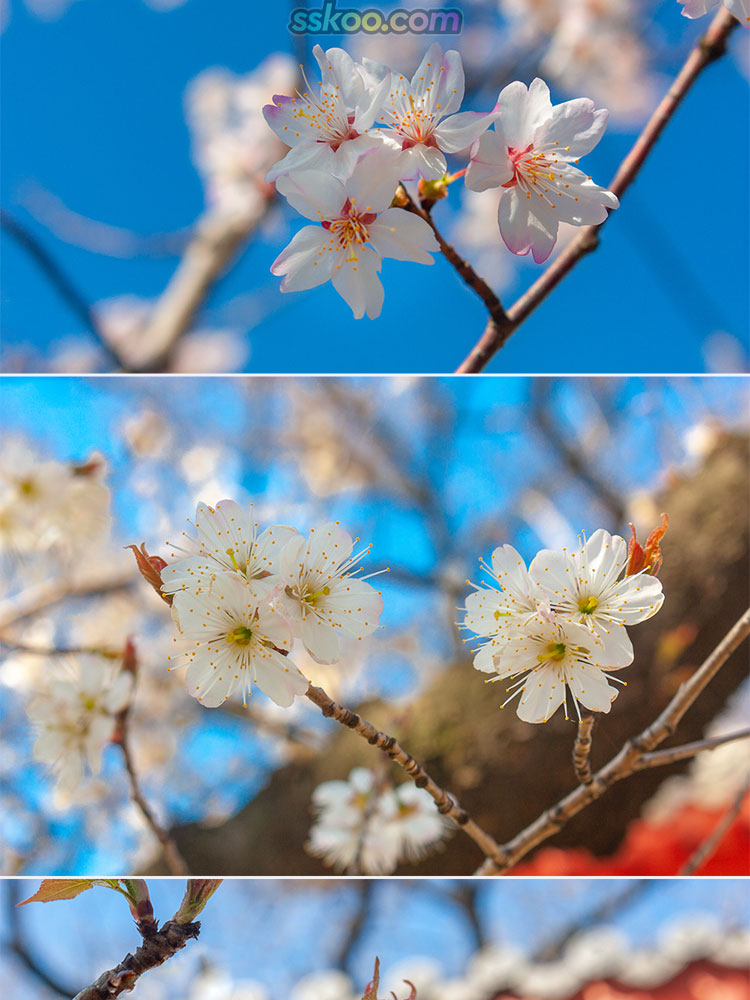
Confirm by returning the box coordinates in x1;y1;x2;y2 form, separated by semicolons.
306;767;449;873
678;0;749;24
374;42;497;180
264;45;390;183
28;657;133;793
462;544;549;673
529;528;665;665
481;611;631;723
465;78;618;263
161;499;297;597
170;573;307;708
275;522;383;664
271;147;438;319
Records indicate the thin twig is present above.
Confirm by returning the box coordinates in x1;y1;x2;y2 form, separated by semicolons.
304;683;509;869
638;727;750;769
0;208;123;371
572;712;595;786
0;635;121;659
475;607;750;873
679;783;749;875
403;194;510;332
333;881;375;972
115;641;189;876
72;920;200;1000
456;8;740;373
5;882;75;998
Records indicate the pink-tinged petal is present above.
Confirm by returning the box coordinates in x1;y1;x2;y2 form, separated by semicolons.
275;170;347;221
430;47;465;116
398;143;448;181
533;100;609;159
355;69;391;130
566;664;617;715
497;187;559;263
255;605;294;652
726;0;750;23
313;45;366;110
266;142;335;183
344;145;404;212
271;226;333;292
434;110;498;154
495;78;552;151
368;208;438;264
251;646;308;706
331;249;384;319
263;94;308;145
331;135;389;183
517;666;565;723
546;166;619;227
465;130;514;191
679;0;718;17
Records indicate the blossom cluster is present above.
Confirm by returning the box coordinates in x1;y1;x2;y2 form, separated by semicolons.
0;440;110;558
163;500;384;708
461;528;665;724
263;43;618;316
306;766;451;874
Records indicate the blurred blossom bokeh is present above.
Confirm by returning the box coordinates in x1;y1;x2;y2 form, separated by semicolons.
1;878;749;998
0;375;748;876
1;0;748;372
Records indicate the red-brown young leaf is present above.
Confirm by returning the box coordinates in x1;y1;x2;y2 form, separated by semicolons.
126;543;171;604
363;958;381;1000
627;513;669;576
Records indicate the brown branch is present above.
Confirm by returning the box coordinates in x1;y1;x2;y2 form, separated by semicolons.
403;195;510;332
679;783;749;875
0;208;123;371
0;572;137;631
128;204;271;373
456;8;740;373
72;920;200;1000
115;641;189;876
572;713;595;786
637;727;750;769
6;882;75;998
476;607;750;873
305;683;509;869
0;635;121;659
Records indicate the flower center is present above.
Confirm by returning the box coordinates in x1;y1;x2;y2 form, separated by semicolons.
227;626;254;646
578;595;599;615
304;585;331;606
322;199;377;261
537;641;567;664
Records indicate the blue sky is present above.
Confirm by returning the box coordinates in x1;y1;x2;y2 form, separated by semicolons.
1;0;748;373
2;878;749;997
1;375;748;874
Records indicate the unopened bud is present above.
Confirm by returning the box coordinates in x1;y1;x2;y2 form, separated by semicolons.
418;175;449;205
391;185;409;208
126;543;171;604
627;513;668;576
173;879;223;924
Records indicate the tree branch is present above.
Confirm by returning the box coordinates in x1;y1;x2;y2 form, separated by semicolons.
456;7;740;373
679;783;749;875
72;920;200;1000
0;209;123;371
637;727;750;769
304;683;509;869
572;713;595;786
115;641;188;876
403;194;510;331
476;607;750;873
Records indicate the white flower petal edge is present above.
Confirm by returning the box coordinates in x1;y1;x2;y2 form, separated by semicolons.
271;147;438;319
263;45;391;182
171;573;308;708
466;78;618;263
162;499;298;595
487;614;625;724
679;0;749;25
275;522;384;664
375;42;497;180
